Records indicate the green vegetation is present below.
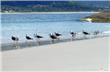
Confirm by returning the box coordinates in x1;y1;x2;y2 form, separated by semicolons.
1;1;110;13
82;12;110;23
1;1;78;13
91;18;110;23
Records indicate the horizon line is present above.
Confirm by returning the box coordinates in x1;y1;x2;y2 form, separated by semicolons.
1;0;110;1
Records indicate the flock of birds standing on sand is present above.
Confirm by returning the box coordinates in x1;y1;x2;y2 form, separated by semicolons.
11;31;100;48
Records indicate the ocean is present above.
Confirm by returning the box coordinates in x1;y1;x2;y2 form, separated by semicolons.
1;12;110;44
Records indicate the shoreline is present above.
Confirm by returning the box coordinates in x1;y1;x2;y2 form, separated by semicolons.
1;34;110;51
2;36;109;70
0;11;100;14
1;30;110;44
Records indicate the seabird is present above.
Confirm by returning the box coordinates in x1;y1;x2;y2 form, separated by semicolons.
11;36;19;48
49;33;57;43
26;34;33;40
70;32;76;40
34;33;43;45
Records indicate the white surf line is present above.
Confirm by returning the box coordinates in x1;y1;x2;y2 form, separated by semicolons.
0;12;100;14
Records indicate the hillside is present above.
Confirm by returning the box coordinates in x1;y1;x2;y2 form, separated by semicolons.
1;1;110;12
83;12;110;23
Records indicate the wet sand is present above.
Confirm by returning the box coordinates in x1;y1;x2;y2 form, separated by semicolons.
1;34;109;51
1;37;110;71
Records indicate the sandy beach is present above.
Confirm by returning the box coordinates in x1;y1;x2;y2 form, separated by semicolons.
1;37;109;71
0;11;100;14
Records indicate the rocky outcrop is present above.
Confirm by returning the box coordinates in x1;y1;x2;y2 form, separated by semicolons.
84;12;110;23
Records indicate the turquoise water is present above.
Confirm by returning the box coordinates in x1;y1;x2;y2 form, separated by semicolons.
1;12;110;43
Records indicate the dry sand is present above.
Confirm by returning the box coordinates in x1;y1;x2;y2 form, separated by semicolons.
1;37;110;71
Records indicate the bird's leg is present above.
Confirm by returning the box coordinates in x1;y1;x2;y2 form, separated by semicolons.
36;38;40;46
52;39;54;43
57;37;60;41
25;41;28;47
72;37;73;41
12;41;16;48
36;39;38;46
38;41;40;45
83;35;86;39
17;41;20;49
73;35;76;40
30;41;33;47
13;41;18;49
27;41;31;47
89;34;92;39
71;35;74;41
15;41;19;49
35;39;38;46
94;32;98;38
86;35;90;39
38;39;40;45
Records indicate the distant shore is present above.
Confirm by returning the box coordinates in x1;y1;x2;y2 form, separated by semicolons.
82;12;110;23
0;12;100;14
